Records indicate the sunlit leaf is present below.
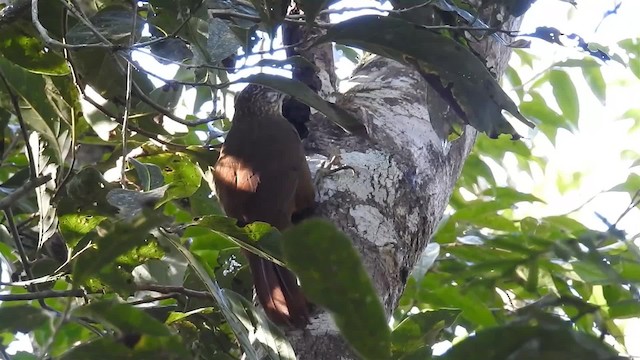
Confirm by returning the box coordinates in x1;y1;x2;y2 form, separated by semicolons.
549;69;579;126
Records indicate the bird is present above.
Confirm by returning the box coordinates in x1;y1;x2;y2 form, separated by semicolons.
212;84;314;327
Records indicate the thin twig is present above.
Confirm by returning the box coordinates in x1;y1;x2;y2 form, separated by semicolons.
120;2;139;187
54;8;77;200
0;284;212;301
127;293;180;305
4;209;35;279
81;95;197;151
0;70;37;180
30;0;110;50
0;175;52;210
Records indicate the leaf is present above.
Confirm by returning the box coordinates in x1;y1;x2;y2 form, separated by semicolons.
391;309;460;357
0;305;51;332
581;60;606;104
72;209;169;285
549;69;579;126
189;180;224;217
240;73;365;134
59;335;189;360
618;38;640;80
282;220;391;360
106;186;168;219
29;133;58;248
519;92;568;142
129;158;164;191
248;0;289;37
225;290;296;360
207;18;242;64
159;231;260;359
0;19;69;75
411;243;440;283
0;57;63;163
425;286;497;327
439;324;618;360
335;44;361;64
192;215;285;265
73;300;172;336
298;0;330;23
66;7;154;103
136;153;202;205
316;15;533;138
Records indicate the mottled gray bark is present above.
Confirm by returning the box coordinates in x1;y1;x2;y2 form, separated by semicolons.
287;6;524;360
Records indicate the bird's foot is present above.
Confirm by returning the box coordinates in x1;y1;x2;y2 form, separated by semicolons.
314;155;355;188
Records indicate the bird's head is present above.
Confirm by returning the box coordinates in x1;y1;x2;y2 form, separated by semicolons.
234;84;287;117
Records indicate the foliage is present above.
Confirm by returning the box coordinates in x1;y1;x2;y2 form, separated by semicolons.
0;0;638;359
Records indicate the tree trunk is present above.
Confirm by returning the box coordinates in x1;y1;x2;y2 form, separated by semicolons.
288;5;525;359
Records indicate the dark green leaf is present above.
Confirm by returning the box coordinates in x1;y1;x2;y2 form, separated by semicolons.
316;15;533;138
0;19;68;75
283;220;391;360
59;334;189;360
422;286;497;327
240;73;365;134
73;300;172;336
0;57;63;163
0;305;50;333
72;209;169;285
129;158;164;191
391;309;460;357
136;153;202;204
225;290;296;359
298;0;330;23
159;231;260;358
440;324;618;360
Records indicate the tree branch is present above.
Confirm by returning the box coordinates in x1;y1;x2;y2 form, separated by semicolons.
0;175;52;210
0;284;212;301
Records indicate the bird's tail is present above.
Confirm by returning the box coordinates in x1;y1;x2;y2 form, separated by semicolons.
246;252;309;328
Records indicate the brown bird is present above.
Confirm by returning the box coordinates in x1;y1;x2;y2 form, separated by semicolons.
213;84;314;327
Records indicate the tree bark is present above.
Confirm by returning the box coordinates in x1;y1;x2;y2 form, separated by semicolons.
288;5;525;359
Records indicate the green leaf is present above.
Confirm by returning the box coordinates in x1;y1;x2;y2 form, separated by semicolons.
192;215;285;265
440;324;618;360
159;231;260;359
59;214;107;247
136;153;202;204
391;309;460;357
411;243;440;283
189;180;224;216
549;69;579;126
59;334;189;360
106;186;168;219
73;300;172;336
240;73;365;134
72;210;169;285
298;0;330;23
129;158;164;191
316;15;533;138
519;92;567;142
0;19;69;75
0;305;51;333
335;44;361;64
282;220;391;360
581;60;606;104
425;286;497;327
618;38;640;80
616;260;640;282
0;57;63;163
225;290;296;360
